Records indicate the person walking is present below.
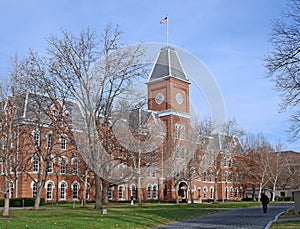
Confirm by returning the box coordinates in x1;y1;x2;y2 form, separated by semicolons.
130;195;134;206
261;192;270;213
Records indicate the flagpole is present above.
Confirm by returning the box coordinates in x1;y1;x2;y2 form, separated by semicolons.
166;15;168;47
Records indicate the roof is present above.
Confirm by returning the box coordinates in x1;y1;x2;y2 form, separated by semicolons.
147;46;189;83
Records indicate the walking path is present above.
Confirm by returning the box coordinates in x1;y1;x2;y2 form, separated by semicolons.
153;203;294;229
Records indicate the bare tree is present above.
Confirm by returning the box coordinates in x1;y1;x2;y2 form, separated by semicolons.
9;50;73;210
45;25;146;210
265;0;300;140
0;77;15;216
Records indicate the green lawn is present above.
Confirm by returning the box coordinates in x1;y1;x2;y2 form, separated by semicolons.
0;202;260;229
270;208;300;229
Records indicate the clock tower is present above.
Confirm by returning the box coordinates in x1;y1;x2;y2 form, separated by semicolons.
147;46;190;117
146;46;191;200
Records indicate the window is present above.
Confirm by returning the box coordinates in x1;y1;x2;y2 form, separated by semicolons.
72;182;79;199
9;181;14;198
175;124;185;139
9;155;14;172
131;185;136;198
60;157;67;174
224;171;228;182
228;158;232;167
203;171;207;181
225;187;228;199
60;182;67;200
32;182;37;197
209;171;213;182
147;168;151;177
2;135;6;150
181;147;186;159
60;135;67;150
32;155;40;172
152;185;157;199
230;187;233;199
203;187;207;199
239;188;243;199
235;188;238;198
210;187;214;199
175;145;180;159
47;133;52;149
46;156;54;173
46;182;53;200
147;185;151;199
33;131;40;147
108;186;113;200
152;169;156;178
118;185;123;200
223;157;227;166
72;158;78;175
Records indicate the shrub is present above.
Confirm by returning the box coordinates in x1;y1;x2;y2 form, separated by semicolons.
0;198;45;207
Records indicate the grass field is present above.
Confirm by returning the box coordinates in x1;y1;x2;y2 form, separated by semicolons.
0;202;267;229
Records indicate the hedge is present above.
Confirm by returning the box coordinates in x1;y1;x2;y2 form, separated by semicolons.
0;198;45;207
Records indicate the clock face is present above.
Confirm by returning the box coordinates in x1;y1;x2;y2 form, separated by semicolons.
155;93;164;104
176;93;183;104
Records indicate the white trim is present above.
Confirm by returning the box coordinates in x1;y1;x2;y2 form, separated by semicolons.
158;110;190;119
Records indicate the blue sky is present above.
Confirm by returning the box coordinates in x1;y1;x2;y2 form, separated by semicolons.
0;0;297;151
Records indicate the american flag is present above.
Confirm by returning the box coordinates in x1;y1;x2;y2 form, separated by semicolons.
160;17;168;24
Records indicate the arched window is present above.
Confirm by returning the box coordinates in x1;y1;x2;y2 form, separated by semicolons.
60;182;67;200
46;182;53;200
239;187;243;199
131;184;136;198
225;187;228;200
72;182;79;199
72;158;78;175
60;157;67;174
147;184;151;199
209;171;213;182
203;171;207;181
46;155;54;173
60;135;67;150
47;133;53;149
33;131;40;147
32;154;40;172
230;187;234;199
32;182;37;197
118;185;124;200
203;187;207;199
210;187;214;199
152;185;157;199
235;188;238;198
108;186;113;200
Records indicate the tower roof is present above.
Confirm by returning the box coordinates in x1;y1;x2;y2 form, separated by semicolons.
147;46;189;83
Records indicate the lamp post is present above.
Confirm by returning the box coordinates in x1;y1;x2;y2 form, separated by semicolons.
55;172;59;207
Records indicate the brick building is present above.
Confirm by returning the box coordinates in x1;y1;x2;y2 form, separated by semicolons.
0;46;244;203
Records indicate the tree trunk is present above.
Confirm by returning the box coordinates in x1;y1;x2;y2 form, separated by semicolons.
33;182;43;210
137;176;142;206
175;182;179;204
81;169;89;208
94;174;103;210
2;195;9;217
189;181;194;204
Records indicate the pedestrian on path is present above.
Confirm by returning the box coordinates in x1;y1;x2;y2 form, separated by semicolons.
261;192;270;213
130;195;134;206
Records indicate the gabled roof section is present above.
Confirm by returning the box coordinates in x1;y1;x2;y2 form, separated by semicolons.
147;46;189;83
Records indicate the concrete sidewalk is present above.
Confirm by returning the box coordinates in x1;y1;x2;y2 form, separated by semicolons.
152;204;293;229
